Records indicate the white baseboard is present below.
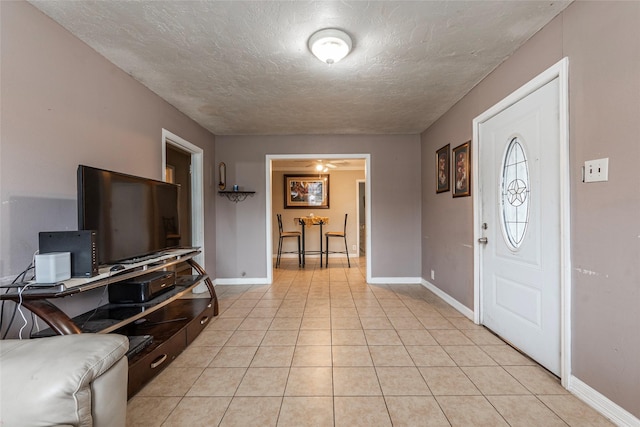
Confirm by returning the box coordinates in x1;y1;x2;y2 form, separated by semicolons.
420;279;474;320
191;283;209;294
214;277;270;285
569;376;639;427
368;277;422;285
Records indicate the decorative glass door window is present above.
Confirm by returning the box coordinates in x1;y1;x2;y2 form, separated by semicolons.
500;137;530;250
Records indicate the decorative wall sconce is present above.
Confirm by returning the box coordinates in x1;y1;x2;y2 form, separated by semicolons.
218;162;226;190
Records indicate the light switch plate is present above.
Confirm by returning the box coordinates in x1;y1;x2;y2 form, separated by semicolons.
584;158;609;182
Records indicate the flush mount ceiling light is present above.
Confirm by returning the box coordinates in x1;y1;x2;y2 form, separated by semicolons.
308;28;352;64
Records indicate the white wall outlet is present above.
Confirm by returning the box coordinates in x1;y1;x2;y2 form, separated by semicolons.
352;245;356;251
431;269;435;280
584;158;609;182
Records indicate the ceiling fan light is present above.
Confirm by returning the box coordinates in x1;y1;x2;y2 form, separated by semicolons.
316;164;324;171
309;29;352;64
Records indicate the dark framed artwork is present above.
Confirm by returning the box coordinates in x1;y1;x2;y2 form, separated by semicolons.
452;141;471;197
436;144;450;193
284;174;330;209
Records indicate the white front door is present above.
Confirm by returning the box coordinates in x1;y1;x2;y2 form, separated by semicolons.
478;78;561;375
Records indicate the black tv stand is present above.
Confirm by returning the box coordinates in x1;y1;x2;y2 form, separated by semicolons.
1;248;217;397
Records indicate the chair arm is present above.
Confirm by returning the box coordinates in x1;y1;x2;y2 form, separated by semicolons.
0;334;128;427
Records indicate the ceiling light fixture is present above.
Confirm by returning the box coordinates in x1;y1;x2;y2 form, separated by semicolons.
308;28;352;64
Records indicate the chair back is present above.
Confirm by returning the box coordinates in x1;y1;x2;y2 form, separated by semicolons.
342;213;348;234
277;213;284;235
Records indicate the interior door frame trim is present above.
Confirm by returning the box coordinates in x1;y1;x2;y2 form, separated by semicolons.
265;154;371;284
355;179;366;256
471;57;570;386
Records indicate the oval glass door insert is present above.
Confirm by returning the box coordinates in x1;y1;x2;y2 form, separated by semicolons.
501;137;530;250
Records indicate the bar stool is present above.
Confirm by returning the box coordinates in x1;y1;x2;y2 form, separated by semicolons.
276;214;302;268
325;213;350;267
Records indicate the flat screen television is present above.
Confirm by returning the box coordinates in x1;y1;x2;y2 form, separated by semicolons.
77;165;181;265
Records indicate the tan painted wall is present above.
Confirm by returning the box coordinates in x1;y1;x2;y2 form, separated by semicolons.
421;1;640;418
215;134;421;280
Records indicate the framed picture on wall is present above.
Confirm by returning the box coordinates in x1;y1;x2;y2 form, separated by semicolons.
452;141;471;197
436;144;450;193
284;174;330;209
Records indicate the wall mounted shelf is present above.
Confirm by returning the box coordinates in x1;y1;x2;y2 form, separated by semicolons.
218;191;255;203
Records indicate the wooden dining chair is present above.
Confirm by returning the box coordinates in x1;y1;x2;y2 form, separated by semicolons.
325;213;350;267
276;213;302;268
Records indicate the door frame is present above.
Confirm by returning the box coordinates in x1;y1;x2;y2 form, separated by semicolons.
356;179;366;256
162;129;205;268
472;58;571;386
265;154;371;284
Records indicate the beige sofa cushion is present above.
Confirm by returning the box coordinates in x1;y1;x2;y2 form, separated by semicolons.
0;334;128;427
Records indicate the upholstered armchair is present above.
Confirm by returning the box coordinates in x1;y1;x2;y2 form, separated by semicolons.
0;334;129;427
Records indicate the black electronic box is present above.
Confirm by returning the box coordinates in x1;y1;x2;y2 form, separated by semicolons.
108;271;176;304
39;230;99;278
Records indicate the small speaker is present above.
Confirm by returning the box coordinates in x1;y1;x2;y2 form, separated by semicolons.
35;252;71;283
39;231;99;278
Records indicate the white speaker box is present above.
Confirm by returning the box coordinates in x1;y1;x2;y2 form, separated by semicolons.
35;252;71;283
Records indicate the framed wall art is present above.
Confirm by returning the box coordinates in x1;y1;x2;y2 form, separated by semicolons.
284;174;330;209
436;144;450;193
452;141;471;197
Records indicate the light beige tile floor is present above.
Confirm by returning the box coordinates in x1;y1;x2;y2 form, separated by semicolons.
127;257;615;427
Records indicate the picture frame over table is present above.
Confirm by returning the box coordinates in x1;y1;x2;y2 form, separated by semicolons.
284;174;330;209
436;144;450;193
452;141;471;197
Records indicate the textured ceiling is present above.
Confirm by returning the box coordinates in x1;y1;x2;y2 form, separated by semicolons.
30;1;571;135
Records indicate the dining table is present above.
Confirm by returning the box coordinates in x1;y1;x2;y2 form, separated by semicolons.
294;216;330;267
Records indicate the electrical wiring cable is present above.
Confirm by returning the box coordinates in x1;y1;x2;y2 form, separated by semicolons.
17;283;33;339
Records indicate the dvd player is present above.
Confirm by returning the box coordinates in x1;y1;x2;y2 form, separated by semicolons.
108;271;175;303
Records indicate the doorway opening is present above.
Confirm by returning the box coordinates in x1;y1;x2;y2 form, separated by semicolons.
162;129;205;269
166;145;192;248
265;154;371;284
